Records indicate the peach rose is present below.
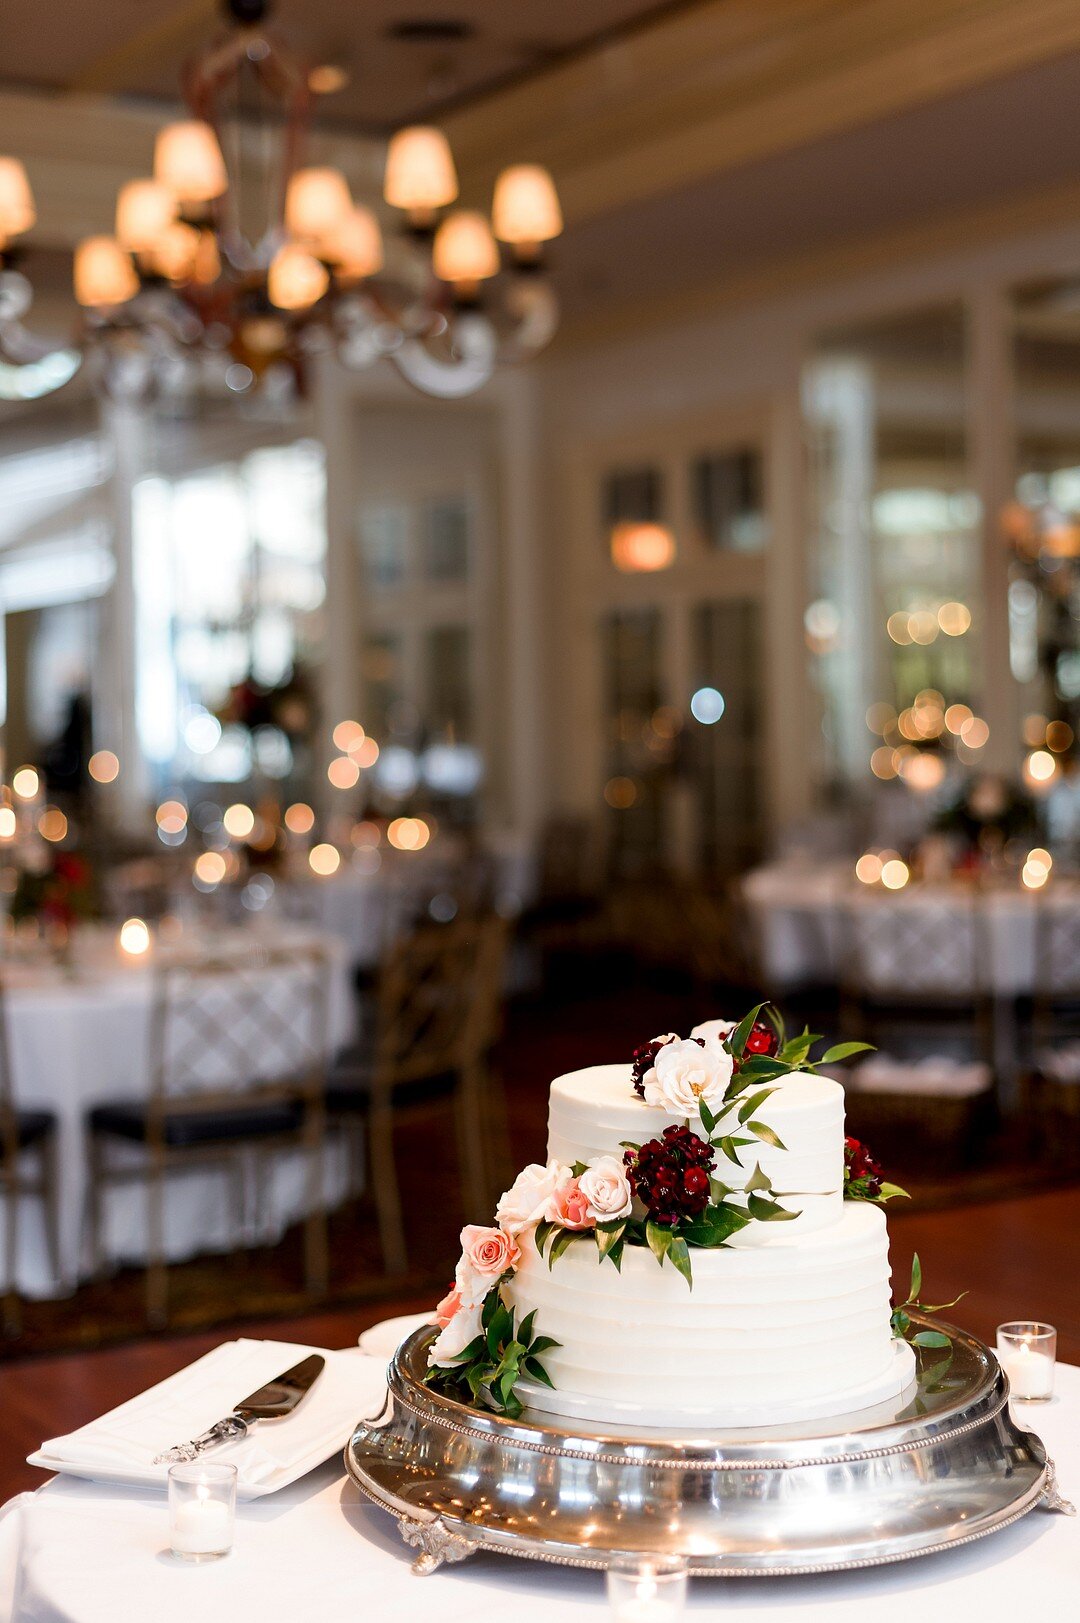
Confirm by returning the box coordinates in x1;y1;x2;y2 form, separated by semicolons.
460;1223;521;1280
548;1175;595;1231
435;1283;461;1329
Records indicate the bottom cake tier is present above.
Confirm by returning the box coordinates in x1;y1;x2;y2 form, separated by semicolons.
505;1201;916;1426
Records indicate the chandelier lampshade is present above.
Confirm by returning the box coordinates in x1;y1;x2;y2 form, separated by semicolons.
149;220;201;282
74;237;140;307
267;243;330;310
0;157;36;240
384;126;458;214
284;167;353;251
154;120;227;204
433;211;500;285
325;206;384;279
492;164;562;246
115;179;176;253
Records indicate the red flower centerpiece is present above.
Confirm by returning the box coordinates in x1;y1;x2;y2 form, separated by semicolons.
624;1125;715;1227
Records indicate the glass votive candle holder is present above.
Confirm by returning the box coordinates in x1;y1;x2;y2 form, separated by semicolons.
168;1462;237;1561
606;1553;688;1621
996;1322;1056;1402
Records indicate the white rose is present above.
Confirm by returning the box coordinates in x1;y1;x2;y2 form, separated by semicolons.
495;1160;564;1234
428;1297;484;1368
453;1253;490;1310
643;1036;733;1114
691;1018;736;1044
578;1155;633;1221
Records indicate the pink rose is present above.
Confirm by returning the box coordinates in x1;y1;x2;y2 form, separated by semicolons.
460;1223;521;1279
548;1176;595;1231
435;1283;461;1328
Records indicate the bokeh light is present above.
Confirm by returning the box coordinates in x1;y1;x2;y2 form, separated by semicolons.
327;755;360;789
223;803;255;839
12;767;39;800
690;687;725;725
604;776;638;809
284;802;314;835
88;750;120;784
332;720;365;752
309;842;341;875
119;917;151;956
387;817;431;852
855;853;883;884
194;851;227;886
880;858;910;890
38;807;68;842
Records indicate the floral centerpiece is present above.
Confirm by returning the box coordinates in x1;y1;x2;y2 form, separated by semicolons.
426;1003;919;1417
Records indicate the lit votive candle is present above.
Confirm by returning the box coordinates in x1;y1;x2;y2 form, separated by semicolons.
606;1554;688;1621
997;1321;1056;1402
168;1462;236;1561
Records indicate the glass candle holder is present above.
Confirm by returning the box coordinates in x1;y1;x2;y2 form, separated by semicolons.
606;1554;688;1621
996;1322;1056;1402
168;1462;237;1561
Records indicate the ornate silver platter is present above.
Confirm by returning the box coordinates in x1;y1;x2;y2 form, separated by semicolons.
345;1318;1073;1577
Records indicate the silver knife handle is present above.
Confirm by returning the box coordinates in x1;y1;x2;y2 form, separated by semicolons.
154;1414;248;1466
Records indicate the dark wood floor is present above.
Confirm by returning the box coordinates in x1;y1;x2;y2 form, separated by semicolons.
2;1187;1077;1506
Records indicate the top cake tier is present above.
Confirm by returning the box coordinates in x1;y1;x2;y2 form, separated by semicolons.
548;1064;845;1235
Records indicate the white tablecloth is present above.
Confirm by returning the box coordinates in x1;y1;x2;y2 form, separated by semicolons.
743;862;1080;995
3;925;354;1300
1;1360;1076;1623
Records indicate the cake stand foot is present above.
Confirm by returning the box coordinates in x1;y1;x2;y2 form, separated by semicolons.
1040;1460;1076;1516
398;1515;477;1573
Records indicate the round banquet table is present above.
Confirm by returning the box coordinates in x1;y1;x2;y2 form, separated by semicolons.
1;922;354;1300
0;1360;1076;1623
742;860;1080;995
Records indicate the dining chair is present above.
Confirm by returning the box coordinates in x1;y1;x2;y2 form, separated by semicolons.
86;943;329;1327
326;913;509;1275
0;973;61;1338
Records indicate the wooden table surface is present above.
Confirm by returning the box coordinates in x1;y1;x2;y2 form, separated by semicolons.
1;1189;1077;1505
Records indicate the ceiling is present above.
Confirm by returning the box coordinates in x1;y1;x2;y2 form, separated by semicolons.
0;0;692;134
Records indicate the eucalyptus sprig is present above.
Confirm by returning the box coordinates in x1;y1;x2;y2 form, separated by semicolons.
424;1285;560;1419
890;1253;967;1348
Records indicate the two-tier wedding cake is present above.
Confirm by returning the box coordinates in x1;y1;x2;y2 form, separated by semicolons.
426;1009;917;1429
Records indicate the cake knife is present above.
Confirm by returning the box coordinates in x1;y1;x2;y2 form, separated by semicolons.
153;1353;325;1464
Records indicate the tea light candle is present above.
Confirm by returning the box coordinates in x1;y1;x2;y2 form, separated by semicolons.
118;917;151;959
606;1554;688;1620
997;1321;1056;1402
168;1462;236;1561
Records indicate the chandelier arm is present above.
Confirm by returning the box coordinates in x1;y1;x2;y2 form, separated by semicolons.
493;275;560;363
390;311;498;399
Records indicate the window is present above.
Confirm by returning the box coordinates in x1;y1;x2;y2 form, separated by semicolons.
692;447;767;551
423;497;470;583
602;608;665;874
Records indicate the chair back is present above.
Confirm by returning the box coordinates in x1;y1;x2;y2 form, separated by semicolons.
148;943;329;1121
372;915;507;1089
843;887;985;1000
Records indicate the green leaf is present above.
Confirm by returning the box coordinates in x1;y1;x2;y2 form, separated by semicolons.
533;1220;554;1259
517;1309;537;1347
607;1233;626;1272
645;1221;674;1265
737;1087;777;1124
446;1334;485;1364
527;1335;560;1355
919;1291;968;1314
486;1303;512;1357
877;1181;910;1202
910;1253;923;1303
708;1177;733;1202
717;1134;754;1165
726;1004;765;1060
698;1098;717;1134
668;1236;693;1287
523;1356;556;1387
481;1287;500;1329
680;1202;752;1248
765;1004;786;1047
891;1307;911;1336
746;1120;786;1150
743;1160;772;1194
570;1161;588;1177
596;1221;627;1261
912;1329;951;1348
747;1193;798;1222
734;1056;791;1081
546;1227;579;1269
819;1041;875;1064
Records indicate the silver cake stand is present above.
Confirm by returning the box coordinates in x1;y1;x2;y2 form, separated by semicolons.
344;1317;1074;1577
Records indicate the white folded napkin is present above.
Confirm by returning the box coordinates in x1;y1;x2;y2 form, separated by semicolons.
31;1337;388;1498
357;1312;434;1361
843;1054;991;1098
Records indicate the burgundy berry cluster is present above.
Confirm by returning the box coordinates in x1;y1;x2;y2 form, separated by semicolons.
624;1125;715;1227
741;1020;779;1060
844;1136;883;1198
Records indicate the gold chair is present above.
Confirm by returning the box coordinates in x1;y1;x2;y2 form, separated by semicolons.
327;914;509;1275
0;974;60;1338
87;943;329;1326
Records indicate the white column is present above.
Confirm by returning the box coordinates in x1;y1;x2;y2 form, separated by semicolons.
98;399;150;831
765;378;817;835
497;372;547;841
312;353;361;819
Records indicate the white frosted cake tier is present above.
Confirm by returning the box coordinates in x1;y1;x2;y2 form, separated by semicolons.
507;1201;915;1427
548;1064;844;1235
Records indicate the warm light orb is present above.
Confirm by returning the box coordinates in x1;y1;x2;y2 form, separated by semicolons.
327;756;360;789
73;236;138;307
610;521;676;573
285;167;353;251
900;753;945;792
1022;860;1049;891
603;776;638;810
149;220;200;282
353;736;380;768
1028;847;1053;872
886;612;912;645
88;749;120;783
325;206;384;280
115;179;176;253
384;126;458;213
880;858;910;891
1025;749;1057;785
855;853;883;884
350;820;381;848
944;704;973;736
492;164;562;246
333;720;365;752
0;808;15;839
194;850;228;886
12;766;39;800
0;157;36;239
38;807;68;842
907;610;939;646
156;800;188;835
119;917;151;956
309;842;341;876
387;816;431;852
267;244;329;311
432;210;500;284
284;802;315;835
223;803;255;839
869;746;899;780
959;716;990;750
154;120;227;204
937;601;972;637
1046;720;1074;753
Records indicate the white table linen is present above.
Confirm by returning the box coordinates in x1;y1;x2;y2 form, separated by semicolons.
2;925;354;1300
2;1352;1077;1623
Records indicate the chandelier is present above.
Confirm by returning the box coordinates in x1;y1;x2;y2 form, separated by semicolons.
0;0;562;403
